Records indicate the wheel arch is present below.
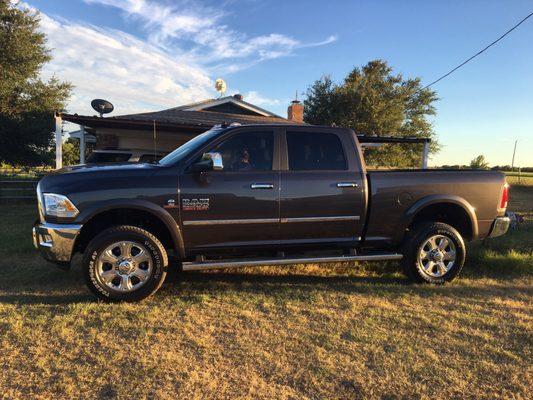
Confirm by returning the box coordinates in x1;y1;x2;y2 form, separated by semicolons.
74;200;185;258
398;195;478;243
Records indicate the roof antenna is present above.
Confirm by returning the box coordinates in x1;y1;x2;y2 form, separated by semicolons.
153;120;157;161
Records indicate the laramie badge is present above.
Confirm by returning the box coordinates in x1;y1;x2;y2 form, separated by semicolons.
182;198;210;211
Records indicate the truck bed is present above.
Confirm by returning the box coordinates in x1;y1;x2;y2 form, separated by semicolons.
364;169;506;245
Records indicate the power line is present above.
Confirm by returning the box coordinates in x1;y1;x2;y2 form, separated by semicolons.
420;11;533;91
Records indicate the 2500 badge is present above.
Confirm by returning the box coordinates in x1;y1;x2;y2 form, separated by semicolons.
182;198;210;211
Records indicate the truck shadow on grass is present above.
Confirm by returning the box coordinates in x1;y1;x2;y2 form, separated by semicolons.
0;246;530;305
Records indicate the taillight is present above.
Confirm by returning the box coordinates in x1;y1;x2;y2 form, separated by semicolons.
500;183;509;209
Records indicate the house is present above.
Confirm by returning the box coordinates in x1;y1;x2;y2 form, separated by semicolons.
57;94;305;167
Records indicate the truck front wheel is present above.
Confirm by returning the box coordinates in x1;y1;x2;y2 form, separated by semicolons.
83;225;168;302
401;222;466;284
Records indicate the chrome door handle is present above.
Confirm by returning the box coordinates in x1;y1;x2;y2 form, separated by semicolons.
251;183;274;189
337;182;358;188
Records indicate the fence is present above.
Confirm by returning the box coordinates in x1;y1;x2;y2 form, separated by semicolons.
0;167;51;179
0;179;39;203
0;167;50;203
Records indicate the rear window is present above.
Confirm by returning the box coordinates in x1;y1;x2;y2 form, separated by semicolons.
86;152;132;163
287;132;347;171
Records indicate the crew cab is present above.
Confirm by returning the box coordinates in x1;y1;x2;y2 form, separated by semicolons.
33;124;510;301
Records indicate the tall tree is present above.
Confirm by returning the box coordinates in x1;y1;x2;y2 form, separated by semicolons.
469;155;489;169
0;1;72;165
304;60;439;167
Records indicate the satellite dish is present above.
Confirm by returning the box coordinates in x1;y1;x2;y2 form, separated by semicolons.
215;78;227;98
91;99;114;117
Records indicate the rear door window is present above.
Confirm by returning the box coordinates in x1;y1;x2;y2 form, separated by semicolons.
287;132;347;171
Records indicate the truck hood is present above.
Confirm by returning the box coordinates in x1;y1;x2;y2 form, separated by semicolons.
49;162;156;175
39;162;160;196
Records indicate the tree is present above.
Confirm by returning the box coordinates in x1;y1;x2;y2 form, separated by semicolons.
0;1;72;166
469;155;489;169
62;137;93;166
304;60;439;167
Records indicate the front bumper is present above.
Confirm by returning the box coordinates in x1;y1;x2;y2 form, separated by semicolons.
488;216;510;238
32;222;82;264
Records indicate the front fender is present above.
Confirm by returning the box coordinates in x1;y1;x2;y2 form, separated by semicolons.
76;199;185;258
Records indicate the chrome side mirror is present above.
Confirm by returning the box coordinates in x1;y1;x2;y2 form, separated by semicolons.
192;152;224;172
203;152;223;171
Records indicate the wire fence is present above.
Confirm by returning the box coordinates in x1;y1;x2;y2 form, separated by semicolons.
0;168;49;203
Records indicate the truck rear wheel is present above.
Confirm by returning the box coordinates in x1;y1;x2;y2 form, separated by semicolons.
83;225;168;302
401;222;465;284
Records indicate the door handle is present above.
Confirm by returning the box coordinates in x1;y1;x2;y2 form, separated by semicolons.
337;182;358;188
251;183;274;189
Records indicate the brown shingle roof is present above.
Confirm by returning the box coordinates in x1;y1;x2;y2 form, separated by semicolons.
117;108;301;126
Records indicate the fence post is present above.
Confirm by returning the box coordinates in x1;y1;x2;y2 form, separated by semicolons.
55;113;62;170
79;125;86;164
421;141;429;169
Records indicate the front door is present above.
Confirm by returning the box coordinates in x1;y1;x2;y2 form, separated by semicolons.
179;129;280;251
279;129;366;247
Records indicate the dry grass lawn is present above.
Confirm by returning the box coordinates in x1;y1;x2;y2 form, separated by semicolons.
0;186;531;399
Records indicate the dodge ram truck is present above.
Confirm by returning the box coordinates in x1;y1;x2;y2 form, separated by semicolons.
33;124;510;301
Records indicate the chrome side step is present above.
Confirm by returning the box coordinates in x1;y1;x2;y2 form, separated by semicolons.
182;253;403;272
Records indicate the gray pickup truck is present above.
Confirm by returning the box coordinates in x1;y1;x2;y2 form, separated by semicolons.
33;124;510;301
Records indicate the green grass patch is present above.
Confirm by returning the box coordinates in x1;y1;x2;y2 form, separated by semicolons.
0;199;531;399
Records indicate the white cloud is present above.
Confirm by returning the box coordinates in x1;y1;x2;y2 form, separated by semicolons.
83;0;336;67
21;0;336;117
244;91;282;107
36;11;213;115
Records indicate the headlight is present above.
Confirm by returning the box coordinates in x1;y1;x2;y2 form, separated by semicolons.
43;193;79;218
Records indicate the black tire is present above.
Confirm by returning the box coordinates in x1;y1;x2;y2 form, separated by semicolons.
401;222;466;284
83;225;168;302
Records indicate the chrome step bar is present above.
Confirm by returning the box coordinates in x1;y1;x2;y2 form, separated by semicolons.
182;253;403;272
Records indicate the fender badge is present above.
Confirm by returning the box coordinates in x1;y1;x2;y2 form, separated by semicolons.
182;198;209;211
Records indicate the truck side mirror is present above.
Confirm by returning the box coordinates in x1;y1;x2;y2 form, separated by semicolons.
191;152;223;172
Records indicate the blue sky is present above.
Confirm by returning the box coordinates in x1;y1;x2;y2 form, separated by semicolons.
24;0;533;166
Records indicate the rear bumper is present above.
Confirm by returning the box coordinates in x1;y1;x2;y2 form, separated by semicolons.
32;222;82;264
488;216;510;238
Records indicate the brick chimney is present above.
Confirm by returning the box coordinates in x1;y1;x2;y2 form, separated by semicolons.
287;99;304;123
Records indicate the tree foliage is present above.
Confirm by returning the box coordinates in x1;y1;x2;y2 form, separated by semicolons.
469;155;489;169
304;60;439;167
0;1;72;165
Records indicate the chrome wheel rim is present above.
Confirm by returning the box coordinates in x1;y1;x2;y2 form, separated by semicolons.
96;241;153;292
418;235;456;278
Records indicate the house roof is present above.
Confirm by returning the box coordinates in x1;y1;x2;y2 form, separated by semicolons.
171;95;280;117
60;109;302;132
60;94;301;131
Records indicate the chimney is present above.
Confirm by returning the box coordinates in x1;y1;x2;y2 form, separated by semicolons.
287;99;304;123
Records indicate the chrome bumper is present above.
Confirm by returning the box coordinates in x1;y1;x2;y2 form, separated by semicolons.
32;222;82;264
488;216;510;238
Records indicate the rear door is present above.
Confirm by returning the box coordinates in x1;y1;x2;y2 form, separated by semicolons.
179;128;281;251
279;129;366;246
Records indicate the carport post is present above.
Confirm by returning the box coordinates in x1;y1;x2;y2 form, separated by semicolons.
421;141;429;169
55;113;62;170
79;125;86;164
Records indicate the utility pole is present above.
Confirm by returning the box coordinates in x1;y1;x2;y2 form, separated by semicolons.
511;139;518;171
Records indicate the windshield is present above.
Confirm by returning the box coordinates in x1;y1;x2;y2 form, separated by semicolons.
158;127;225;166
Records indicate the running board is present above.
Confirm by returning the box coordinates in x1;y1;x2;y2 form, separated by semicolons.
182;253;403;272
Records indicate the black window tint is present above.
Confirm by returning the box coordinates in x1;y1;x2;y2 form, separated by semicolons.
139;154;163;163
287;132;347;171
214;132;273;171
